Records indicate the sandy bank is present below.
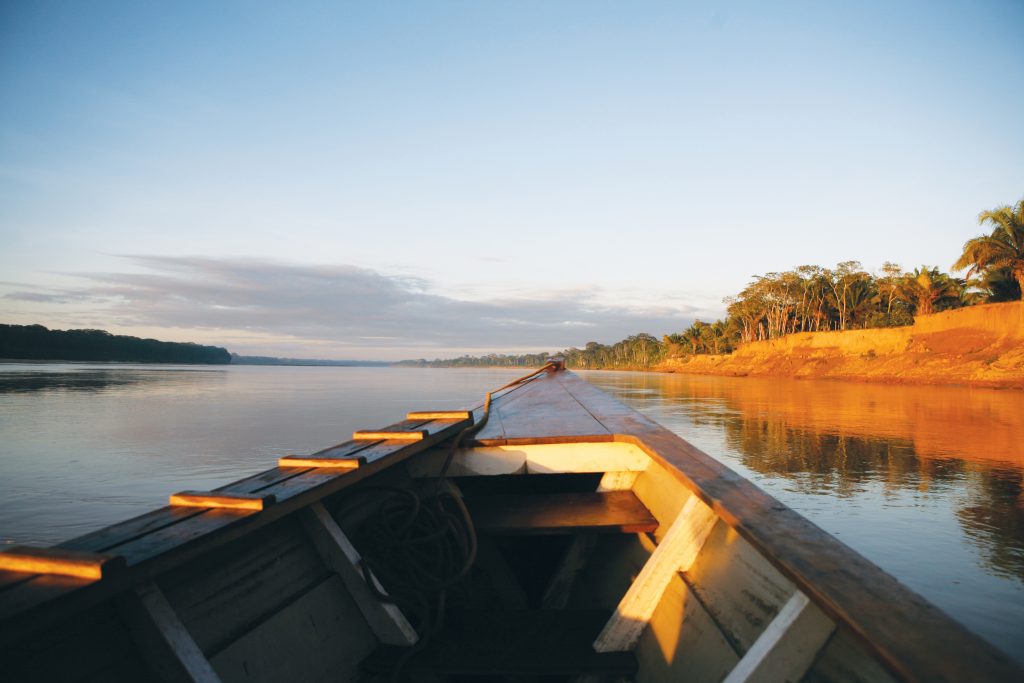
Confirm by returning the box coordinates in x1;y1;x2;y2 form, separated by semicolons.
655;301;1024;389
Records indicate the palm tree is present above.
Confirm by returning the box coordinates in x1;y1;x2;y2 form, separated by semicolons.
896;267;963;316
952;198;1024;300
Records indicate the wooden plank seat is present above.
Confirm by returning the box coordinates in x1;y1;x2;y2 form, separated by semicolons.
362;609;637;677
465;491;658;535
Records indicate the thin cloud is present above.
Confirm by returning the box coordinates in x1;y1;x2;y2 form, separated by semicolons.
4;256;701;355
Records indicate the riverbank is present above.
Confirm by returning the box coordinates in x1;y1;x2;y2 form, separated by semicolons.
655;301;1024;389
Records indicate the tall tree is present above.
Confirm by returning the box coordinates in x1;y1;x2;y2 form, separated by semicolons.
897;267;963;316
952;198;1024;300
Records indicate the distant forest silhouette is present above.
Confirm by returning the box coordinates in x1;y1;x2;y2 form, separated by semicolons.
0;324;230;364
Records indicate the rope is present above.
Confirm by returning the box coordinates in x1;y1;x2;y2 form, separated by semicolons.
354;361;560;681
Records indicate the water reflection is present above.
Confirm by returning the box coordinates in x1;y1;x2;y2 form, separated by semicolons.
584;373;1024;579
579;371;1024;661
0;365;225;393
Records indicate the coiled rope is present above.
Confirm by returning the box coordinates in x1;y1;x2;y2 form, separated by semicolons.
354;362;560;680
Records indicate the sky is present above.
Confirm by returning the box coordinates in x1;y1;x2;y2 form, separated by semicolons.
1;1;1022;360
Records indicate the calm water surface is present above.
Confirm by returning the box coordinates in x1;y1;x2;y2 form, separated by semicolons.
1;363;1021;662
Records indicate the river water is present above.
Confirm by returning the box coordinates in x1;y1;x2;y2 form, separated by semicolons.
0;363;1021;662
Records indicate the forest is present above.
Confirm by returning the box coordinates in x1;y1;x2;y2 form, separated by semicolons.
403;198;1024;370
0;324;231;364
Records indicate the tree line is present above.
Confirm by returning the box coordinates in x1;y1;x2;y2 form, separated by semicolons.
405;198;1024;369
0;324;231;364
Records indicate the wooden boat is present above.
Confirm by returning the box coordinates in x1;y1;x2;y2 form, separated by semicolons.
1;362;1020;682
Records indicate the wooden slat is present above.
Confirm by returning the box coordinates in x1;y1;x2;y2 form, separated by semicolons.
60;507;211;554
277;455;365;469
592;495;719;652
158;516;330;656
110;509;257;569
118;581;222;683
169;491;275;511
301;502;418;646
467;491;658;535
362;609;637;677
685;520;796;655
0;546;125;580
208;575;377;683
722;591;836;683
407;410;473;420
353;430;427;441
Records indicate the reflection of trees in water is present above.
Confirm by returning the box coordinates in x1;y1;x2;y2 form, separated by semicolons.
721;415;967;496
0;369;210;394
588;372;1024;582
719;413;1024;581
957;468;1024;581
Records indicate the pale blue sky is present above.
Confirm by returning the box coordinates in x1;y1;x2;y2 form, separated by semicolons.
2;1;1022;359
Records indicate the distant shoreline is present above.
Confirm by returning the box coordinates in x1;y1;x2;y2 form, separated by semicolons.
652;301;1024;390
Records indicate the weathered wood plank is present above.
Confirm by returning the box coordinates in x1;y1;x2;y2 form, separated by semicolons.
467;491;658;535
302;502;418;646
276;455;364;469
593;495;719;652
0;546;125;580
685;521;796;655
208;575;377;683
801;629;900;683
169;492;275;511
0;573;96;625
158;517;329;655
111;509;259;569
407;410;473;420
475;375;610;445
118;581;222;683
722;592;835;683
59;507;208;554
634;571;740;683
353;429;427;441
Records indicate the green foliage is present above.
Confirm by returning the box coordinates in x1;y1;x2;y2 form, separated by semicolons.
952;198;1024;301
0;324;231;364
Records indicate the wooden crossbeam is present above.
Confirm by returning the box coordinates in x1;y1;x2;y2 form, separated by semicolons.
467;491;658;536
118;581;222;683
406;411;473;421
592;494;719;652
0;546;125;580
168;491;275;511
277;454;366;469
722;591;836;683
352;430;428;441
302;502;418;646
